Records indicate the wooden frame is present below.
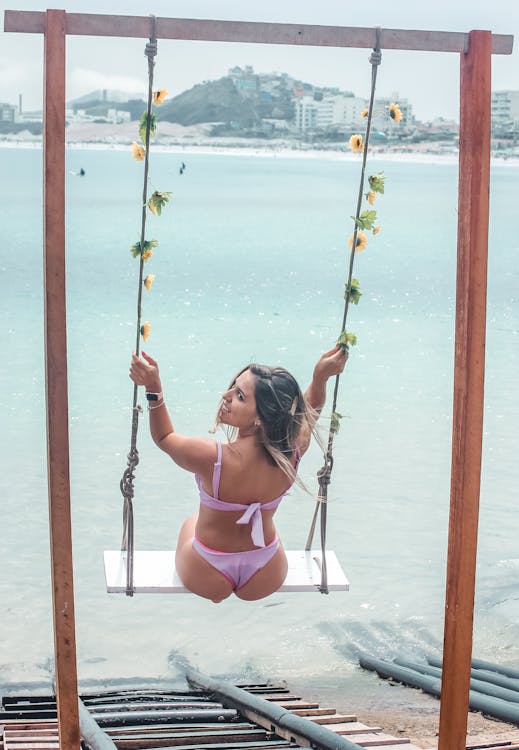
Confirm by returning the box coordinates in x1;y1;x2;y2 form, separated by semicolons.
3;11;514;51
3;9;514;750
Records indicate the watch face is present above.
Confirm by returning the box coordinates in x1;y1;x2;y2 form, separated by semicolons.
146;393;159;401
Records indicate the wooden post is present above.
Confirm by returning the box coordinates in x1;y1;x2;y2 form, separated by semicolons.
43;9;81;750
438;30;492;750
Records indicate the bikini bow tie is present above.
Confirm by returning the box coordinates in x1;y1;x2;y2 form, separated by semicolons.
236;502;266;547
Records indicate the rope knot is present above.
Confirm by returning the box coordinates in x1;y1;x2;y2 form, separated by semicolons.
120;447;140;501
145;41;157;60
145;16;158;59
317;454;334;490
369;49;382;66
127;447;139;466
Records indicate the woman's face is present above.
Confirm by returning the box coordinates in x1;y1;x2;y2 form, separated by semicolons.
219;369;258;432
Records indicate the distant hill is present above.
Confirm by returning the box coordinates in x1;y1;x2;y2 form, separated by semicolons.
66;70;348;132
158;74;295;127
68;89;142;106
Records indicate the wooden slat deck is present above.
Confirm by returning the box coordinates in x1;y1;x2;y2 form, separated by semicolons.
235;687;417;750
0;681;436;750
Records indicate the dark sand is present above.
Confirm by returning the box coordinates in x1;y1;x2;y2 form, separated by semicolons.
292;676;519;748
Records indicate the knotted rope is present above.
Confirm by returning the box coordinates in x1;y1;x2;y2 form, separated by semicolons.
305;30;382;593
120;15;158;596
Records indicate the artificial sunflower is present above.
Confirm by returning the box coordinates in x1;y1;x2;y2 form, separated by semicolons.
348;231;368;252
366;190;376;205
373;225;382;235
360;108;369;118
153;89;168;105
142;249;153;262
131;141;146;161
388;103;403;122
144;274;156;291
140;321;151;341
349;134;364;153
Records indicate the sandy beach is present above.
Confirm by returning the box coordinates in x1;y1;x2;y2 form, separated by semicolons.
2;120;518;166
300;678;519;749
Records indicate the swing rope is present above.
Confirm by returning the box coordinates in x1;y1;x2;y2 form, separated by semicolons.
117;26;381;598
305;32;382;594
120;16;158;597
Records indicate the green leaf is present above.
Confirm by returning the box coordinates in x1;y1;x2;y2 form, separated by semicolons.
345;277;362;305
330;411;343;434
337;330;358;351
351;209;377;231
130;241;142;259
368;172;385;194
139;111;157;143
130;238;158;259
148;190;172;216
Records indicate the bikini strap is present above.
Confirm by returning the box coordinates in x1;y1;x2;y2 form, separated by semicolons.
212;441;223;499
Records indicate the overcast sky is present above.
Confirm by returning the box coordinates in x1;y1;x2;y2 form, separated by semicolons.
1;0;517;121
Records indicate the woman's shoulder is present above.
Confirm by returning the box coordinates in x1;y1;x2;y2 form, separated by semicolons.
158;433;219;474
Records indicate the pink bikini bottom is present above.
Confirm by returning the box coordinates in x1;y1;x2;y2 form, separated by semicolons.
192;535;280;590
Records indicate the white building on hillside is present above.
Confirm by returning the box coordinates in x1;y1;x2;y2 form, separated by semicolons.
331;95;369;127
0;102;16;122
373;95;413;128
295;94;368;132
492;90;519;132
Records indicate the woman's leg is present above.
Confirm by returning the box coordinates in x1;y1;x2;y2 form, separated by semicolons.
175;513;234;604
234;542;288;601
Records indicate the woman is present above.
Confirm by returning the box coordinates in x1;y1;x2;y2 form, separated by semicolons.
129;345;346;603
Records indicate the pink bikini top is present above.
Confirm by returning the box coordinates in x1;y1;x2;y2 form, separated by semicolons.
195;441;299;548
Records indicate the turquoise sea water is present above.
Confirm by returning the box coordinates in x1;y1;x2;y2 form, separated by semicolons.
0;145;518;710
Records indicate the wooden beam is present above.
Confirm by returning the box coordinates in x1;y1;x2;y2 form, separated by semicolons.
43;9;80;750
438;29;492;750
3;10;514;54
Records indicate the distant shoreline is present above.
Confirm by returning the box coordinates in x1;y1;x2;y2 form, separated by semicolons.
2;137;518;167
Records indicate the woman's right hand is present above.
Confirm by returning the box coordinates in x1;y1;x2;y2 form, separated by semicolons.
129;350;162;392
312;344;348;384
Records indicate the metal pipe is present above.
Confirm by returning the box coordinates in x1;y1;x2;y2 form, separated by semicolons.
428;655;519;692
91;708;238;727
394;658;519;704
186;667;365;750
78;699;118;750
359;653;519;726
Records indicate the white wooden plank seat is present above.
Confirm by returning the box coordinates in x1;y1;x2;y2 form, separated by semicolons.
104;550;349;594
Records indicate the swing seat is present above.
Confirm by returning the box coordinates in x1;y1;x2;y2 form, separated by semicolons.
103;549;349;594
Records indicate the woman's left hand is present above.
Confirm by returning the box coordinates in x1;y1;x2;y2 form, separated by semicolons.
129;351;162;392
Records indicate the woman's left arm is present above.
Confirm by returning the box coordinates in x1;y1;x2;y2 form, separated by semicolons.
129;351;216;473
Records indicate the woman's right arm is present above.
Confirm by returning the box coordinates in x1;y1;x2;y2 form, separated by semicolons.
305;344;348;415
296;344;348;455
129;351;216;473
